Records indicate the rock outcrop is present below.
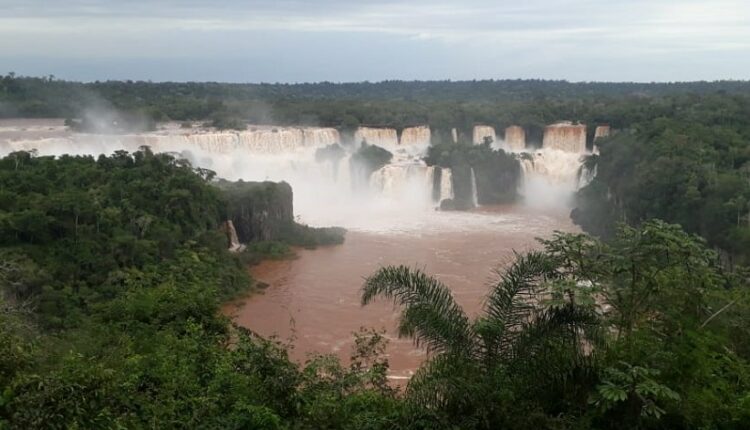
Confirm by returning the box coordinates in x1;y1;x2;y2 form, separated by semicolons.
473;125;496;145
220;181;295;243
504;126;526;151
543;122;586;153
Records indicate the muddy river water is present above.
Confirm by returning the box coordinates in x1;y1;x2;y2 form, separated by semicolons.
224;205;576;380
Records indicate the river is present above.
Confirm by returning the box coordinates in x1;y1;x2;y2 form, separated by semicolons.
224;205;577;380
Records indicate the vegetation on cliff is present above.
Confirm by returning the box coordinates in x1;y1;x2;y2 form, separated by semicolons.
217;179;345;249
425;137;522;208
349;143;393;190
572;96;750;266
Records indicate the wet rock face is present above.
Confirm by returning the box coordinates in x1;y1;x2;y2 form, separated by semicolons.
504;125;526;151
353;127;398;147
220;181;295;243
473;125;496;145
400;126;431;145
543;122;587;153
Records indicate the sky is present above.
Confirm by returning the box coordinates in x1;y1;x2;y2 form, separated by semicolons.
2;0;749;83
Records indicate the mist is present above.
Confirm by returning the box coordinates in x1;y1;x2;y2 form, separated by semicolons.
0;120;590;234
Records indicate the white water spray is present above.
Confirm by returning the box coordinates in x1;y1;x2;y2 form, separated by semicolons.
1;120;596;231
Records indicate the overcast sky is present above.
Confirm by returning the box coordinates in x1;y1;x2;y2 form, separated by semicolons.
2;0;749;83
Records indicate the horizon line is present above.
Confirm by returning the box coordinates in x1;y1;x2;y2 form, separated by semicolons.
6;73;750;86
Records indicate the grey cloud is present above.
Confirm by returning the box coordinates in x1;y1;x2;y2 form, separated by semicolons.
1;0;749;82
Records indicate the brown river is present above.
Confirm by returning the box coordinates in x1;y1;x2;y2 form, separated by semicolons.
224;205;577;380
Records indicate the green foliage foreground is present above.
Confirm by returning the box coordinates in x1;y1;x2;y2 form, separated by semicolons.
361;221;750;429
1;150;749;429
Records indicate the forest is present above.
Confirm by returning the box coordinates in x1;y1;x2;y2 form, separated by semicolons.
1;76;750;428
3;73;750;141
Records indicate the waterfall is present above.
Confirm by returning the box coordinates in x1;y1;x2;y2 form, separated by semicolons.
504;126;526;151
542;122;586;153
2;126;341;156
472;125;496;145
223;220;246;253
353;126;398;147
440;168;454;201
577;163;597;189
470;167;479;207
2;120;599;228
369;162;434;206
518;149;587;208
400;126;431;146
592;124;611;154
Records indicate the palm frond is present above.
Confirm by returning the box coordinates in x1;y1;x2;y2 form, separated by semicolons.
509;304;604;385
405;352;482;411
362;265;473;355
479;251;558;359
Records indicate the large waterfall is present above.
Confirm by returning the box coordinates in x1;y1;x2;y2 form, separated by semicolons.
542;122;586;153
2;120;599;228
2;126;340;155
518;150;588;208
1;122;445;231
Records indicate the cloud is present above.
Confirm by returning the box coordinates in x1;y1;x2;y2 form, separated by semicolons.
1;0;749;82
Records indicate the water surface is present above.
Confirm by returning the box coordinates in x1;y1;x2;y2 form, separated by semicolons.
225;205;577;379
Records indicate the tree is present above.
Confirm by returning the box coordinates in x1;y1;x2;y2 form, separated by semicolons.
361;251;602;426
361;220;749;428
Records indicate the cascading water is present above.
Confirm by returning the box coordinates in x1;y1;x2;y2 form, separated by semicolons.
1;122;448;232
470;167;479;207
440;168;454;201
517;149;588;208
577;163;597;189
472;125;496;145
223;220;246;252
2;120;598;229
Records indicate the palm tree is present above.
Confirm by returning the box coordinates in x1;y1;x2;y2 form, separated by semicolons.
361;250;604;423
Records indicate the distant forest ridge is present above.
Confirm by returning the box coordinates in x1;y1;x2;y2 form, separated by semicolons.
3;73;750;132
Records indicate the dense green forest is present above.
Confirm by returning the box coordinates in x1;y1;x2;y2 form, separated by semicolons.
2;76;750;428
573;94;750;266
3;73;750;143
1;149;748;427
